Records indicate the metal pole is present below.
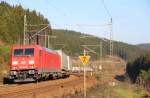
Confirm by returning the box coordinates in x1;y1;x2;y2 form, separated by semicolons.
110;18;113;56
100;41;103;58
84;49;86;98
99;41;102;72
48;36;49;48
23;15;26;45
45;32;46;47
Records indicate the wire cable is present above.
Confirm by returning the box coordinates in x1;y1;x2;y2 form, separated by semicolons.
101;0;112;18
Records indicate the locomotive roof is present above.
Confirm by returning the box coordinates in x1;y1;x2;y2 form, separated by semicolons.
42;47;58;54
12;45;58;54
12;45;40;48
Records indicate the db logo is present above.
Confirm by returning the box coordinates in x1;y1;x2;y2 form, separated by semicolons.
21;61;26;64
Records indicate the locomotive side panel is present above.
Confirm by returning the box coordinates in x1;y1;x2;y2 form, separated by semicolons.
38;48;61;73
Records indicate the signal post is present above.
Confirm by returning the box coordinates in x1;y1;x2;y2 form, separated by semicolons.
79;49;90;98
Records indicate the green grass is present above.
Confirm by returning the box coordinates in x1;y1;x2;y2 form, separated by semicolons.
113;83;143;98
0;44;10;65
0;44;10;83
86;82;144;98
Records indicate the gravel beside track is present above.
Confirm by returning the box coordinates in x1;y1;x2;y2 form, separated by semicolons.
0;75;97;98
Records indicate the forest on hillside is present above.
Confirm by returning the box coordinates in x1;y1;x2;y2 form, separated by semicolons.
51;29;144;62
126;52;150;91
0;1;49;44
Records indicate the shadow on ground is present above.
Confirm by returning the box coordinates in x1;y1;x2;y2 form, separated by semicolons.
114;75;125;82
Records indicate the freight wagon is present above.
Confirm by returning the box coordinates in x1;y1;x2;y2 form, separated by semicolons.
3;45;70;84
56;50;72;71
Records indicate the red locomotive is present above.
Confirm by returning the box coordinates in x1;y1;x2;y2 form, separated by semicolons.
3;45;71;83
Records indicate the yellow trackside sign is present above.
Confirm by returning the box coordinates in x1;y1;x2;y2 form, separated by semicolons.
79;56;90;65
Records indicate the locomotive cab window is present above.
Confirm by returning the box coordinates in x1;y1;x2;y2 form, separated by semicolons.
25;48;34;56
14;49;23;56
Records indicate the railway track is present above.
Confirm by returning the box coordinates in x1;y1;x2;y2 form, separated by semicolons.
0;80;79;98
0;76;76;93
0;75;97;98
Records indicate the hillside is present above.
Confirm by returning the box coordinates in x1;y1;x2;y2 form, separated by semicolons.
51;29;144;62
0;1;49;44
0;1;145;64
137;43;150;51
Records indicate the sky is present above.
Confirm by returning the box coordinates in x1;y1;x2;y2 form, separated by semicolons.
4;0;150;45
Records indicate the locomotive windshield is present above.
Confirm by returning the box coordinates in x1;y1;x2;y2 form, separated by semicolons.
13;48;34;56
25;48;34;56
14;49;23;56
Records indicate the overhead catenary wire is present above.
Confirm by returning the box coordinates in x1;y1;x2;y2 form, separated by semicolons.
101;0;113;56
45;0;113;38
45;0;90;33
4;0;112;30
44;0;91;51
43;0;67;30
45;0;113;56
101;0;112;18
6;1;113;47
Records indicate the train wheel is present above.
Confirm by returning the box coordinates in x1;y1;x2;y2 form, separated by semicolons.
48;74;53;80
3;78;8;84
52;74;57;80
57;73;62;79
3;77;14;84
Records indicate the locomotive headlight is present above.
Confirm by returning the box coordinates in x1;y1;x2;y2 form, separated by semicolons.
13;66;17;69
12;61;18;65
29;60;34;64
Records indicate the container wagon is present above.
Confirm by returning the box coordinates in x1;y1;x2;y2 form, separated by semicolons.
56;50;72;71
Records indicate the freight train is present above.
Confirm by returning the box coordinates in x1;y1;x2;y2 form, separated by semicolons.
3;45;72;84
